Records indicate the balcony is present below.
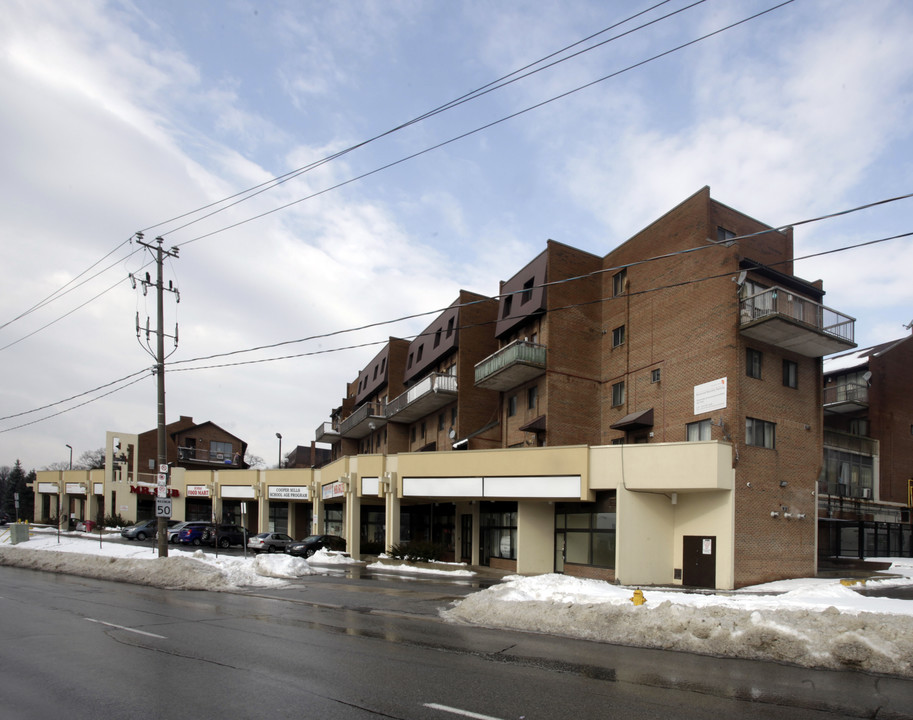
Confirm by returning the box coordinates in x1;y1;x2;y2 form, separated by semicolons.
314;421;340;444
339;402;387;439
474;340;547;391
386;373;458;424
739;287;855;357
823;383;869;414
177;446;241;466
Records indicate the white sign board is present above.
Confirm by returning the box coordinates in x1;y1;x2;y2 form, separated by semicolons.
65;483;86;495
186;485;211;497
694;377;727;415
155;497;172;518
268;486;310;500
322;481;347;500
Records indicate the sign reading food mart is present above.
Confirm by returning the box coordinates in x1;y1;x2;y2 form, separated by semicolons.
268;486;310;500
186;485;211;497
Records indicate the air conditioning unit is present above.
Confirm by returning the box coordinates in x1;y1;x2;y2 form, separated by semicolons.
861;488;872;499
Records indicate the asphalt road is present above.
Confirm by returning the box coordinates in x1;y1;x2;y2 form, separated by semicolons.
1;565;912;719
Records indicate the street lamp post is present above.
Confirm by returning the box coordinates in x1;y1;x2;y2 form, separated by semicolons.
276;433;283;469
66;443;73;470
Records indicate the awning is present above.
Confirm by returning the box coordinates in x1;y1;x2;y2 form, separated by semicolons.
610;408;654;431
519;415;546;433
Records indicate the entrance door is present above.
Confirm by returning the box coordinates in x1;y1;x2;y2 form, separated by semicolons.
682;536;716;589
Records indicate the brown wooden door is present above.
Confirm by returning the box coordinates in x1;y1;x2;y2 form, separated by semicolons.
682;535;716;588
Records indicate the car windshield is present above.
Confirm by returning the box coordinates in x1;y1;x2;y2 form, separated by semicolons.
253;533;269;539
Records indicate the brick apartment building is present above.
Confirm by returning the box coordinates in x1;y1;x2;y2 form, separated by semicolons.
306;186;858;587
819;334;913;558
33;187;864;588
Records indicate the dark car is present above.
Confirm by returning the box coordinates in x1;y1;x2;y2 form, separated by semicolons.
286;534;346;558
121;518;177;541
178;523;210;546
0;512;10;525
202;524;247;548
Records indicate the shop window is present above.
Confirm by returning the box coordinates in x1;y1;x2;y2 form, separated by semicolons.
556;495;616;568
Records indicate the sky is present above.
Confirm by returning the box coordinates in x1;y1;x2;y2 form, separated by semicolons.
2;0;912;472
3;526;913;680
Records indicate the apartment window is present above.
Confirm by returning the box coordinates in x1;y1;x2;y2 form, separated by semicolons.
410;427;416;443
612;325;625;348
521;277;534;304
373;365;378;380
849;418;869;436
502;295;513;318
438;413;445;431
508;394;518;417
420;421;426;440
416;345;424;362
746;348;762;379
210;441;232;461
686;419;711;442
612;381;625;407
651;368;661;383
451;407;457;426
782;359;798;389
717;227;736;245
433;329;441;348
746;417;775;449
528;385;538;410
613;269;627;297
381;358;386;374
407;353;414;369
611;438;624;445
446;317;454;338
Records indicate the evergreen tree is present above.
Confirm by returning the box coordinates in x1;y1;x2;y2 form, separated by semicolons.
3;460;34;522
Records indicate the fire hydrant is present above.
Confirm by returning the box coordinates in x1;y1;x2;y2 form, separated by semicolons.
630;588;646;606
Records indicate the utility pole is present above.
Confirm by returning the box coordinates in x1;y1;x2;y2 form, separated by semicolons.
133;233;179;558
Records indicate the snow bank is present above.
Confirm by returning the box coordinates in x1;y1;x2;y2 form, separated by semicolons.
442;573;913;677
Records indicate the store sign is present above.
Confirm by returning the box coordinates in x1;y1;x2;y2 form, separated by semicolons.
38;482;59;494
322;481;346;500
186;485;210;497
65;483;86;495
130;485;180;498
694;377;727;415
268;486;309;500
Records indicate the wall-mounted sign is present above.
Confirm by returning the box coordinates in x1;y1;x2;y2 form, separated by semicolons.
268;486;310;500
65;483;86;495
186;485;211;497
322;481;346;500
221;485;256;499
694;377;727;415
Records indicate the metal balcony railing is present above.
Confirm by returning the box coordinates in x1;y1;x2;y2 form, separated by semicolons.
474;340;546;390
177;446;241;465
338;401;386;437
314;421;339;443
385;373;458;422
739;286;855;343
823;383;869;406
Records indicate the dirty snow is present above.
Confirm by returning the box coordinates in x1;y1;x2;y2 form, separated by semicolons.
3;526;913;677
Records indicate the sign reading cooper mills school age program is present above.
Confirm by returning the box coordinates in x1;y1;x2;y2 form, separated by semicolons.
268;486;309;500
694;377;727;415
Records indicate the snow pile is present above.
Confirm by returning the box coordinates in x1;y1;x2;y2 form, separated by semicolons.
369;555;475;577
443;572;913;677
307;548;360;565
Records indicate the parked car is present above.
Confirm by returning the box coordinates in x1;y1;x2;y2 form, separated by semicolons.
0;512;10;525
286;534;346;558
121;519;177;541
168;521;210;544
247;532;293;553
202;524;247;548
178;523;210;546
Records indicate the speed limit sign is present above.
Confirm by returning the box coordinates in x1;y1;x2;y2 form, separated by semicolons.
155;497;172;518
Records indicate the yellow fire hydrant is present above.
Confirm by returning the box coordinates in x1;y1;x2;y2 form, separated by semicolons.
630;588;646;606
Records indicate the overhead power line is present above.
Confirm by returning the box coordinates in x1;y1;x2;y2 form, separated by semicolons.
174;0;795;248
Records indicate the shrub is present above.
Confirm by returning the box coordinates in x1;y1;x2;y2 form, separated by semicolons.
104;513;131;528
388;541;445;563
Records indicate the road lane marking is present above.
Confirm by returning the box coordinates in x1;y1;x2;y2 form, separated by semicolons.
84;618;166;639
423;703;508;720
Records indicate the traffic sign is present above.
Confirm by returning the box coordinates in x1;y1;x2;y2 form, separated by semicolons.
155;497;172;518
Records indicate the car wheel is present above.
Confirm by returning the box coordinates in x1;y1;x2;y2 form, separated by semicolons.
305;548;316;558
192;538;201;546
219;537;230;548
267;544;276;553
136;532;146;541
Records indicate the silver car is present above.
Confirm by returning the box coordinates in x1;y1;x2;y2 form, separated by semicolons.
247;532;293;553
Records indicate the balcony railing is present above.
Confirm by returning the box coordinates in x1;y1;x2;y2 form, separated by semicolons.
386;373;458;424
474;340;547;391
824;429;878;457
739;286;855;357
177;446;241;465
338;401;386;438
823;382;869;410
314;421;340;444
